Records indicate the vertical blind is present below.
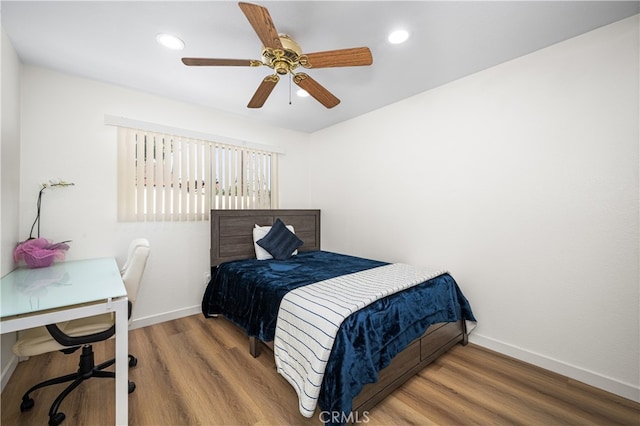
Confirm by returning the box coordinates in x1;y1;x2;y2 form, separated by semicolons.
117;127;279;221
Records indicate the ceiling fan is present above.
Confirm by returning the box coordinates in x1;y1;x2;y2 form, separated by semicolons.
181;1;373;109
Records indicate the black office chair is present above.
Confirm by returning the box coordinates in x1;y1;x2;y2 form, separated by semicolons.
11;238;150;426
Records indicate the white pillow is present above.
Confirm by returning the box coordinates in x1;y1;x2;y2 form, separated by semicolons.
253;224;298;260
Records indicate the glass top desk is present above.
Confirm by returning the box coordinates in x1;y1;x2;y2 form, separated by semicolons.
1;258;130;425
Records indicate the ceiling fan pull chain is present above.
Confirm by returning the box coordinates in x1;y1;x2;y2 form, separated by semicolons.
289;74;292;105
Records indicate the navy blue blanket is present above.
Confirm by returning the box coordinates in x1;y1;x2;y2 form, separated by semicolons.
201;250;475;422
202;250;387;340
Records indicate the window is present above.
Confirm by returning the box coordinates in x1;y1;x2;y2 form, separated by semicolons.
117;127;279;221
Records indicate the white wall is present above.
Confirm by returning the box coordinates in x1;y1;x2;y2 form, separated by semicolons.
16;66;311;328
308;16;639;402
0;31;21;274
1;26;22;390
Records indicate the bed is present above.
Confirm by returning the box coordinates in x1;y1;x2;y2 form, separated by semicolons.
202;209;475;423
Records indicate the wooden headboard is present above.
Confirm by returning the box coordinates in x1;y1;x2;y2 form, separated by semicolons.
210;209;321;266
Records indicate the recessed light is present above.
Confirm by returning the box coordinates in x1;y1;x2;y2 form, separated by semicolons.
297;89;310;98
388;30;409;44
156;33;185;50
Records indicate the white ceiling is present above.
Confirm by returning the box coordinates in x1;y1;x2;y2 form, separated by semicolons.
2;1;638;133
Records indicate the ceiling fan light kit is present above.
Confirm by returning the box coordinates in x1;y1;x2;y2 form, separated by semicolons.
182;1;373;109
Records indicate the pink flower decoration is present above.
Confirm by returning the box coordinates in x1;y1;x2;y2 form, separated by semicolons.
14;238;70;269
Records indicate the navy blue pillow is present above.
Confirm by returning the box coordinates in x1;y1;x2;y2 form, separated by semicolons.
257;218;304;260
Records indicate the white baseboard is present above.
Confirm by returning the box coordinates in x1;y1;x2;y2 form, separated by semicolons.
469;333;640;403
130;305;201;330
1;353;19;393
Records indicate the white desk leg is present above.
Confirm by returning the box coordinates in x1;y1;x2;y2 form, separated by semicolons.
114;298;129;425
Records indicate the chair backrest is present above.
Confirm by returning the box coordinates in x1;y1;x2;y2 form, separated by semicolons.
120;238;150;306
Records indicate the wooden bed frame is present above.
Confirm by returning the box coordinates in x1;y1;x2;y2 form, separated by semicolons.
210;209;468;415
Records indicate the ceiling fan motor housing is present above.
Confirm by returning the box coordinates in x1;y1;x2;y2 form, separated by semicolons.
262;34;302;74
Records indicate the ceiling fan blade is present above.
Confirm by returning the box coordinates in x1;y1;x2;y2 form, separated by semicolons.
293;73;340;109
182;58;257;67
238;2;283;50
248;74;280;108
302;47;373;68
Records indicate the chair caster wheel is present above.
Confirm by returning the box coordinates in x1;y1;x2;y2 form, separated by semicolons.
128;355;137;367
128;381;136;393
49;412;65;426
20;397;34;412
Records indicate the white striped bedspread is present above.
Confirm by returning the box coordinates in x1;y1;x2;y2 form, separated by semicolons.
273;263;447;417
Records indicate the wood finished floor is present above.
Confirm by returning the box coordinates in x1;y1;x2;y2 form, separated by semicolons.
2;314;638;425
